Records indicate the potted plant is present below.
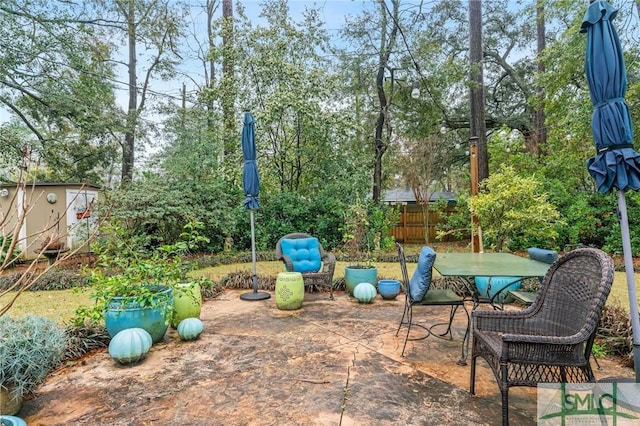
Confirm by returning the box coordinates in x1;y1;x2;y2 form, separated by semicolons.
342;203;378;295
0;314;67;416
85;222;208;343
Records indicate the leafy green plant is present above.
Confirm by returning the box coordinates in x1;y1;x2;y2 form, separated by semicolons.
0;314;67;399
80;221;210;323
341;202;375;267
469;166;562;251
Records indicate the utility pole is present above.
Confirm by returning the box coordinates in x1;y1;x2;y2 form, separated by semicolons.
469;0;486;252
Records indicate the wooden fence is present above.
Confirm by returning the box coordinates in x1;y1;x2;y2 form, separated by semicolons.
389;204;458;243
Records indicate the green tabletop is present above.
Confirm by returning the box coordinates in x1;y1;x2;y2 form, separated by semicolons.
433;252;550;277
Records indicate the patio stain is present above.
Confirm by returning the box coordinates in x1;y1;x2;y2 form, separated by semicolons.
20;290;633;425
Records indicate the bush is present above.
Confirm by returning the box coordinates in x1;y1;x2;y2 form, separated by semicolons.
0;314;67;398
0;269;89;291
469;166;561;251
598;303;634;367
102;175;239;252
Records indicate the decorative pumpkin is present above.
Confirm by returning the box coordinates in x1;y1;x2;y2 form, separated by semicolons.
108;328;152;365
353;282;377;304
0;416;28;426
177;318;204;341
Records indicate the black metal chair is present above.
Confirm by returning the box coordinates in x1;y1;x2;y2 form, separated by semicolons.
470;248;614;426
395;243;470;364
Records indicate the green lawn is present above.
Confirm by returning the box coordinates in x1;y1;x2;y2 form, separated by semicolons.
1;261;637;323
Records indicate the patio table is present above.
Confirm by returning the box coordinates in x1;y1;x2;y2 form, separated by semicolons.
432;252;551;364
434;252;550;305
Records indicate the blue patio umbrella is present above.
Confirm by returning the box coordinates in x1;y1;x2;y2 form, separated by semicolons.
582;0;640;381
240;111;270;301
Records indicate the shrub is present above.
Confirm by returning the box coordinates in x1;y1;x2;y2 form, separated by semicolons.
469;166;561;251
598;303;634;367
0;269;89;291
0;314;67;398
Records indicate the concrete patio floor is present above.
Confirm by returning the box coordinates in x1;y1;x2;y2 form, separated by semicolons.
20;289;633;425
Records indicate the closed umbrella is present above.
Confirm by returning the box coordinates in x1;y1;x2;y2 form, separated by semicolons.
581;0;640;381
240;111;270;301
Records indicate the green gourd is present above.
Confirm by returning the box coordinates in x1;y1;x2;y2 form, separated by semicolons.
108;328;152;365
177;318;204;341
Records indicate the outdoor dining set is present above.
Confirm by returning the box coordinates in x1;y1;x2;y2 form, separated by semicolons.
270;227;616;426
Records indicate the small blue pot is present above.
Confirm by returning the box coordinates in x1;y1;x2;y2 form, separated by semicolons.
378;279;401;300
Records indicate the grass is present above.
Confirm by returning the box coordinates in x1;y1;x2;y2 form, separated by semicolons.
1;260;638;323
0;288;93;323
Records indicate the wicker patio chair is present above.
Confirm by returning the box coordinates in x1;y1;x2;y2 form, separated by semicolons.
396;243;469;363
469;248;614;426
275;233;336;300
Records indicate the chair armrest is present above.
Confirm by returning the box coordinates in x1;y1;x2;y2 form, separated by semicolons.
277;254;295;272
321;252;336;274
472;308;538;333
500;331;592;362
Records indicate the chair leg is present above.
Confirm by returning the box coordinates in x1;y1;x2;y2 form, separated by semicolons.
458;304;471;365
396;301;410;337
501;363;509;426
400;306;413;357
501;387;509;426
470;354;477;395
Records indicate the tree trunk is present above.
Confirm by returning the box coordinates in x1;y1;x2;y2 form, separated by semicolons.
372;0;398;203
222;0;235;157
206;0;216;154
469;0;488;183
530;0;546;156
122;0;137;184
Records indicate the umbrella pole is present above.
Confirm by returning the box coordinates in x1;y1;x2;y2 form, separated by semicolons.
240;209;270;301
617;190;640;382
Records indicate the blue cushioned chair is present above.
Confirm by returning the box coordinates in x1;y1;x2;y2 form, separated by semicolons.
275;233;336;300
395;243;469;364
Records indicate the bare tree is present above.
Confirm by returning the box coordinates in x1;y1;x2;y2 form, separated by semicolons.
372;0;399;202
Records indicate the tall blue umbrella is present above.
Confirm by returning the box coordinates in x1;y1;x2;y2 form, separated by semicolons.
240;111;270;301
582;0;640;381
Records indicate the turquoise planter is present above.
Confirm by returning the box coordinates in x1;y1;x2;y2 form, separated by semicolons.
105;286;173;344
344;266;378;296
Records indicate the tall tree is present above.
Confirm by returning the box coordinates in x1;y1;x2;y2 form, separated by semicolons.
0;0;120;183
94;0;184;184
221;0;235;158
371;0;400;203
532;0;547;156
236;0;355;195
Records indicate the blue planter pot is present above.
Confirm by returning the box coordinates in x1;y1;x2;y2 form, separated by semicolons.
344;266;378;296
378;279;401;300
105;286;173;344
474;276;522;303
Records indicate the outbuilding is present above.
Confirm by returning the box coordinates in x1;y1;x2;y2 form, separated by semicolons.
0;182;99;260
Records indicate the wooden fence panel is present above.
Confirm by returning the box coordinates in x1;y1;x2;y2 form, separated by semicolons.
389;204;457;244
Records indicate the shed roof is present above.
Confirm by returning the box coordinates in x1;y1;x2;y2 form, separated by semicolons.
381;187;457;204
